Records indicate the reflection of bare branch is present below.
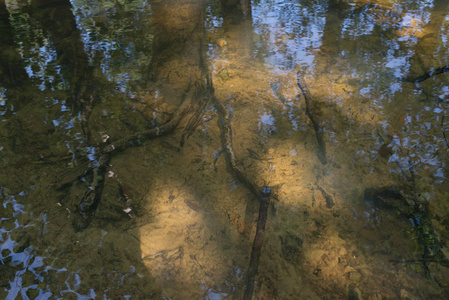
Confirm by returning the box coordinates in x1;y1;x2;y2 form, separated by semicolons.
180;96;211;147
296;72;327;165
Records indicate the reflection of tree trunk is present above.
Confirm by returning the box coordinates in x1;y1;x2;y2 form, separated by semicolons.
303;1;347;164
240;0;251;19
149;0;208;146
319;0;347;67
221;0;251;22
221;0;253;57
406;0;449;80
149;0;205;93
25;0;95;111
0;2;30;89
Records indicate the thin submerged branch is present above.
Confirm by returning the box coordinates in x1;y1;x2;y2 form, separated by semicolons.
403;65;449;83
214;98;263;199
296;71;327;164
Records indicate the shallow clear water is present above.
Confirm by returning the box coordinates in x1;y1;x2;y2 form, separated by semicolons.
1;0;449;299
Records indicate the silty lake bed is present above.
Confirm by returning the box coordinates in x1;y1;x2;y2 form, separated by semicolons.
1;0;449;298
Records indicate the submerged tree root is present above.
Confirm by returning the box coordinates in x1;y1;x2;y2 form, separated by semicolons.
296;71;327;165
316;185;335;208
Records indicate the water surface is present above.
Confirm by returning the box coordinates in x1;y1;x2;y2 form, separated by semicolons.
1;0;449;298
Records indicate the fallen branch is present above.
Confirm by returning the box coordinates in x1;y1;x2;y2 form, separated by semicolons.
102;88;194;155
58;87;195;225
296;72;327;164
81;93;193;213
214;99;263;198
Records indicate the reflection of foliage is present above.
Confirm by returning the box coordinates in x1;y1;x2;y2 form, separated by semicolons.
9;12;64;91
252;0;327;68
71;0;154;86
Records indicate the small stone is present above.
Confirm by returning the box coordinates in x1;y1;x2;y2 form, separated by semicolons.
72;216;90;232
348;271;362;282
217;39;227;47
378;144;392;158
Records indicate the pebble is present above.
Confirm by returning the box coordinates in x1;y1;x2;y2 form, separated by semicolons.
217;39;227;47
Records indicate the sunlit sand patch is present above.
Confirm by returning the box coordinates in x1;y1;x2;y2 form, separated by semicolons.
137;169;247;298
